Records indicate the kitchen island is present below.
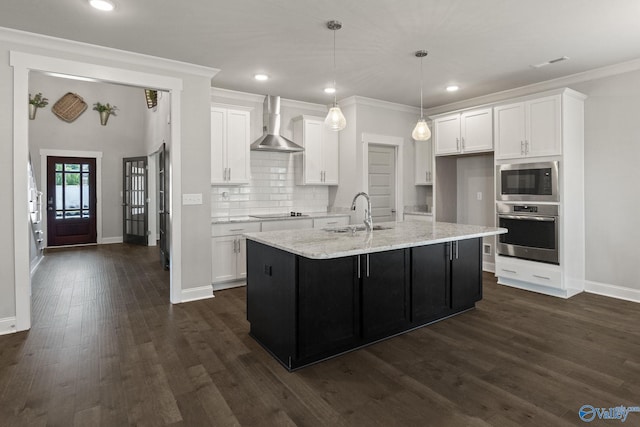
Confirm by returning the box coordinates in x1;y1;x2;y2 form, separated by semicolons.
245;221;506;371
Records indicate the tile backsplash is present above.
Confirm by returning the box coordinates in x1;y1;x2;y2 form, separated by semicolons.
211;151;329;218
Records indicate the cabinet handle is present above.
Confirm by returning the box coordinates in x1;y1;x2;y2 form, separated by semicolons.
326;221;338;225
366;254;370;278
520;141;524;155
533;274;551;280
357;256;361;279
455;241;459;259
525;141;529;155
461;137;465;150
456;137;460;151
502;268;517;274
229;228;245;232
448;242;453;261
228;168;232;181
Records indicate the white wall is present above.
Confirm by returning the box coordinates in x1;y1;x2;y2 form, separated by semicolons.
29;73;148;241
571;71;640;293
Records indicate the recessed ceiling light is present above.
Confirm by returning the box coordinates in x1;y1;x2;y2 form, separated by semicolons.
324;87;336;94
254;74;269;81
89;0;115;11
446;85;459;92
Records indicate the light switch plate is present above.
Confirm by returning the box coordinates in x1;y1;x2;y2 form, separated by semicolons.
182;193;202;205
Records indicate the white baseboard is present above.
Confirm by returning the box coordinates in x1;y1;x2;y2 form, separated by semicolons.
100;236;124;244
181;285;214;303
0;317;17;335
483;261;495;273
585;280;640;303
30;253;44;275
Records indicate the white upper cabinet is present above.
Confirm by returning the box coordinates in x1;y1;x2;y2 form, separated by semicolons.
433;107;493;156
414;140;433;185
494;95;561;160
211;106;251;185
293;116;339;185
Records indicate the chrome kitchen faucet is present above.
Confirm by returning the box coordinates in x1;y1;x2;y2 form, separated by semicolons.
351;192;373;232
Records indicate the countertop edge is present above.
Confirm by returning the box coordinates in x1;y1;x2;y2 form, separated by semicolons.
245;227;507;259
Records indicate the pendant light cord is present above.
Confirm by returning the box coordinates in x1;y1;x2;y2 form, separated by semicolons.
419;55;424;119
332;25;337;107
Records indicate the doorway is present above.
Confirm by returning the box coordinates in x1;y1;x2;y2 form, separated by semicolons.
368;144;396;222
46;156;97;246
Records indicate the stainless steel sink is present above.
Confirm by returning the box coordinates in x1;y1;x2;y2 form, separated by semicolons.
324;225;392;233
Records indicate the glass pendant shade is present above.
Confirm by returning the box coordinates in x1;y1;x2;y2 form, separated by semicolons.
325;105;347;131
412;117;431;141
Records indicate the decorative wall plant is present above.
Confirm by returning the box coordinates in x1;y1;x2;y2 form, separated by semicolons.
144;89;158;109
93;102;118;126
28;92;48;120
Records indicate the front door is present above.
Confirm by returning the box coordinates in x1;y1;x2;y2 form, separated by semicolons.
123;157;148;245
46;156;97;246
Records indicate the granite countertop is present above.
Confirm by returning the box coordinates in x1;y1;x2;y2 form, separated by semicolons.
212;212;350;224
245;221;507;259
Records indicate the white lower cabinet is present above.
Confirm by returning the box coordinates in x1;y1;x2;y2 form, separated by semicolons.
211;222;260;287
495;255;563;290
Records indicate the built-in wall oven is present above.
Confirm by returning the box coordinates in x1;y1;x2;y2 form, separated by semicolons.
497;161;559;202
496;202;559;265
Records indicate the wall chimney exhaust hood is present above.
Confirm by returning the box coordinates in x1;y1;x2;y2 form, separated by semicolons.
250;95;304;152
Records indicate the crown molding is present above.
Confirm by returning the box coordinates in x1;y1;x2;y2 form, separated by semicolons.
0;26;219;79
340;95;420;114
211;87;327;112
211;87;265;103
424;57;640;116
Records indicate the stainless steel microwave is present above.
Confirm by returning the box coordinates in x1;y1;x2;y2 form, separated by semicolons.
496;161;559;202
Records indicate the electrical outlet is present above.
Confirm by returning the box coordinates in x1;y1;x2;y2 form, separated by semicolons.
483;243;492;256
182;193;202;205
477;191;483;201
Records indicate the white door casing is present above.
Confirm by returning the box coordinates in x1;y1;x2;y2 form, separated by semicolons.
11;51;186;332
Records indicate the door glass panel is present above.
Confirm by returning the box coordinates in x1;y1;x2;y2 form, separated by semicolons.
64;172;81;209
65;210;80;219
65;163;80;172
82;173;90;209
55;172;63;210
82;164;89;172
55;163;63;171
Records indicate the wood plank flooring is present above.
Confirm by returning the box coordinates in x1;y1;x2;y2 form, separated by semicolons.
1;244;639;426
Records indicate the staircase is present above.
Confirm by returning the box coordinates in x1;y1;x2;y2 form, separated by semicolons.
28;155;44;272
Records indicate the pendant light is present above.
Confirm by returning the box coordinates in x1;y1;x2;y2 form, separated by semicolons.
412;50;431;141
325;20;347;131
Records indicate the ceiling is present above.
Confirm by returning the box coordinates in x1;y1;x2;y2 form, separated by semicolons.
2;0;640;108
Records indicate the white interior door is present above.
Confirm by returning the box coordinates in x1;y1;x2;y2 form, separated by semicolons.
368;144;396;222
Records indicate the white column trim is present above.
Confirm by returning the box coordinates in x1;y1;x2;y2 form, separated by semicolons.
361;133;405;221
39;149;103;246
10;50;187;331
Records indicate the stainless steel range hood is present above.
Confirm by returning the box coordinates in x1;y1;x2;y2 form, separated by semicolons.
250;95;304;152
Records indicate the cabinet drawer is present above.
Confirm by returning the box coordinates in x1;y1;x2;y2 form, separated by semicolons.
404;213;433;223
313;216;349;229
496;256;562;289
212;222;260;237
261;219;313;232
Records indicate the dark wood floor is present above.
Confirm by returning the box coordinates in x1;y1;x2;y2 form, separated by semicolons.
1;244;639;426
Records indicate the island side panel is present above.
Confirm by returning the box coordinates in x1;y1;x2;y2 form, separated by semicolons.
246;240;297;368
297;256;360;364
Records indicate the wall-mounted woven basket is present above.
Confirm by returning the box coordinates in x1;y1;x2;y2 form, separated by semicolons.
52;92;87;122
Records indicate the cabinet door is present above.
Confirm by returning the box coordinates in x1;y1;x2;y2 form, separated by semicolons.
494;102;526;160
236;237;247;280
411;243;449;322
414;140;433;185
527;95;561;157
210;108;227;184
451;238;482;310
434;114;461;156
212;236;238;283
461;108;493;153
361;249;409;339
322;127;340;184
226;109;251;184
302;119;324;184
298;256;360;360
